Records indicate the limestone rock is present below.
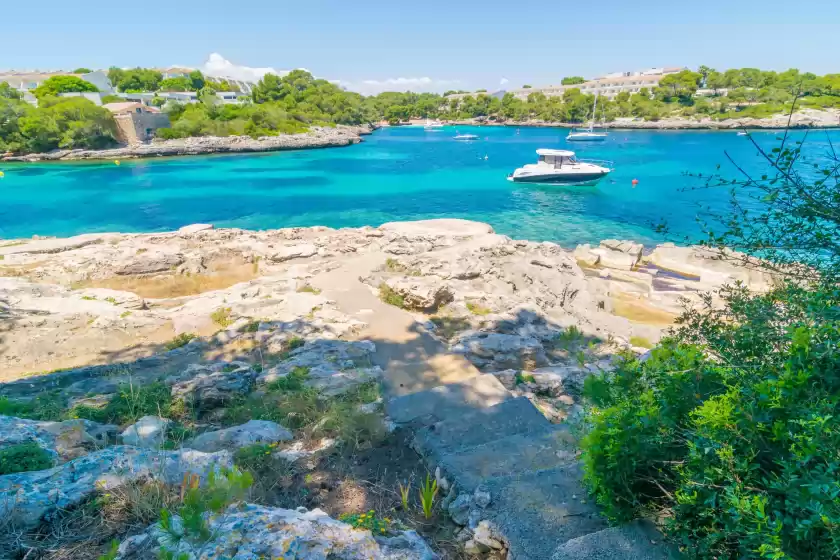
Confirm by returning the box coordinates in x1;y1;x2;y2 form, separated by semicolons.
0;446;231;529
473;487;491;508
573;244;600;267
382;277;454;311
76;288;146;310
0;415;116;462
171;363;255;411
600;239;644;259
271;243;318;262
121;416;171;448
259;340;382;396
116;503;436;560
186;420;293;453
590;246;640;270
452;332;548;370
448;493;473;526
380;219;494;238
115;253;184;275
473;520;504;550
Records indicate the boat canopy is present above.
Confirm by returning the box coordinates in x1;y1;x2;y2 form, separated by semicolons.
536;149;575;157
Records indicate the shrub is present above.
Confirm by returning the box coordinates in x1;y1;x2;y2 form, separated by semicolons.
0;443;53;475
211;306;233;327
582;284;840;559
628;335;653;349
340;510;393;535
165;332;196;350
378;283;405;308
465;301;492;316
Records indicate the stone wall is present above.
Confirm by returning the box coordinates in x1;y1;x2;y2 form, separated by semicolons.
113;112;171;145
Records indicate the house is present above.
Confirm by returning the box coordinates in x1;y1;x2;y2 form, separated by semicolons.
0;69;114;105
103;102;170;144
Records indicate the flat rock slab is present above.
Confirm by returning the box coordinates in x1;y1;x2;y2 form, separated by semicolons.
379;219;494;237
414;396;552;458
483;464;607;559
0;234;104;255
386;373;512;424
436;427;578;491
551;520;675;560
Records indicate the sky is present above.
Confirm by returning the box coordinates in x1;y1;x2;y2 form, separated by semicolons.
4;0;840;94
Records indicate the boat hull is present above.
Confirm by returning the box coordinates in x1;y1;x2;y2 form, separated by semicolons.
566;135;607;142
508;172;609;186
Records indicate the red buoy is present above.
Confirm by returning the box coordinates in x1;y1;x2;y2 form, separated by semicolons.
631;178;639;187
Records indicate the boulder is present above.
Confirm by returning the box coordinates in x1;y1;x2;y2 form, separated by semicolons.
600;239;644;259
0;446;231;529
647;243;773;291
76;288;145;310
171;364;255;411
452;332;548;370
382;277;454;311
121;416;171;448
573;244;600;267
271;243;318;262
259;340;383;396
590;247;640;270
186;420;293;453
115;252;185;275
447;493;473;526
115;503;436;560
0;415;117;462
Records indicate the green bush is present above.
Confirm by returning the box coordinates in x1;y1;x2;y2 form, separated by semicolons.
582;283;840;559
0;442;53;475
165;332;197;350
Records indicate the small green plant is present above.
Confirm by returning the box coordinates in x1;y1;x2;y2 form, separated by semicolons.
379;283;405;308
233;443;277;472
465;301;492;316
70;381;173;425
398;480;411;512
267;366;311;392
81;295;97;301
515;372;536;385
296;284;321;294
418;473;438;519
104;296;118;305
136;248;148;254
120;310;132;319
165;332;197;351
0;442;53;475
210;306;234;328
252;256;261;274
0;393;65;421
239;320;261;333
97;540;120;560
340;510;393;535
158;468;253;557
629;335;653;349
555;325;584;347
162;423;195;450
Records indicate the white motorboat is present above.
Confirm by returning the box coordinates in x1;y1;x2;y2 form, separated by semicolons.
508;149;612;185
454;133;479;140
424;119;444;130
567;91;608;142
737;131;748;136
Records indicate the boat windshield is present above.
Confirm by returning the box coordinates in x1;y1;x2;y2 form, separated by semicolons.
538;154;577;166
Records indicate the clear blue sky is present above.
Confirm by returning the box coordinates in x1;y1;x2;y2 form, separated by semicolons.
5;0;840;93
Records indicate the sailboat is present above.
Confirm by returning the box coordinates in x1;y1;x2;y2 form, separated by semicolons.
567;90;608;142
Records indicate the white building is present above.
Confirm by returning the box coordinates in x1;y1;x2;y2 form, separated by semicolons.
0;70;114;105
507;67;686;101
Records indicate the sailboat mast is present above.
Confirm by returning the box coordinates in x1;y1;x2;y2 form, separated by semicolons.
589;91;598;133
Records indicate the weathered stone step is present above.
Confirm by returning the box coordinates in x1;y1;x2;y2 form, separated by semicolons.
482;464;608;560
414;396;552;459
551;519;674;560
385;373;512;425
378;356;480;396
437;427;578;491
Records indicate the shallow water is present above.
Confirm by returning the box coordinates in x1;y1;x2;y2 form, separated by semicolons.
1;126;838;246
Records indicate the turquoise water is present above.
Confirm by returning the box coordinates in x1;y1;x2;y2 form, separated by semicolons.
1;126;838;246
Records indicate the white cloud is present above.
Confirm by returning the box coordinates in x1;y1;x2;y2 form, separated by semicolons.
341;76;461;95
202;53;286;83
500;77;509;86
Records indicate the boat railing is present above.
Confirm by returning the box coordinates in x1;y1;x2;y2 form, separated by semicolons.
576;158;614;169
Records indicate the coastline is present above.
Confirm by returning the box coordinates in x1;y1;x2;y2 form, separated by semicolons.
442;107;840;130
0;124;375;163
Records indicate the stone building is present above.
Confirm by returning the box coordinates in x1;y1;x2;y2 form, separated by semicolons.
103;102;171;144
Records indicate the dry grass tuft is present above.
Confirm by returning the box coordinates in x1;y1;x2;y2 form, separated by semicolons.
611;296;678;326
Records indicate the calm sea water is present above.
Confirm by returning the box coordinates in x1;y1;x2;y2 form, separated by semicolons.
1;126;838;246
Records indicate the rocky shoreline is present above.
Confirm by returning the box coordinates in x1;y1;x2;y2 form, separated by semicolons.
445;107;840;130
0;220;770;559
0;124;375;163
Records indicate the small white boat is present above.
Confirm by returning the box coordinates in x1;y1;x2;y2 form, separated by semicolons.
424;119;444;130
508;149;612;186
737;131;748;136
454;133;479;141
567;90;608;142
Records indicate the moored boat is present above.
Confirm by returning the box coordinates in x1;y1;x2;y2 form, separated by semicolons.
508;149;612;185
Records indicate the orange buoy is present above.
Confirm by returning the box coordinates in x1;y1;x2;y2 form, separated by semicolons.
114;160;121;166
631;178;639;187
